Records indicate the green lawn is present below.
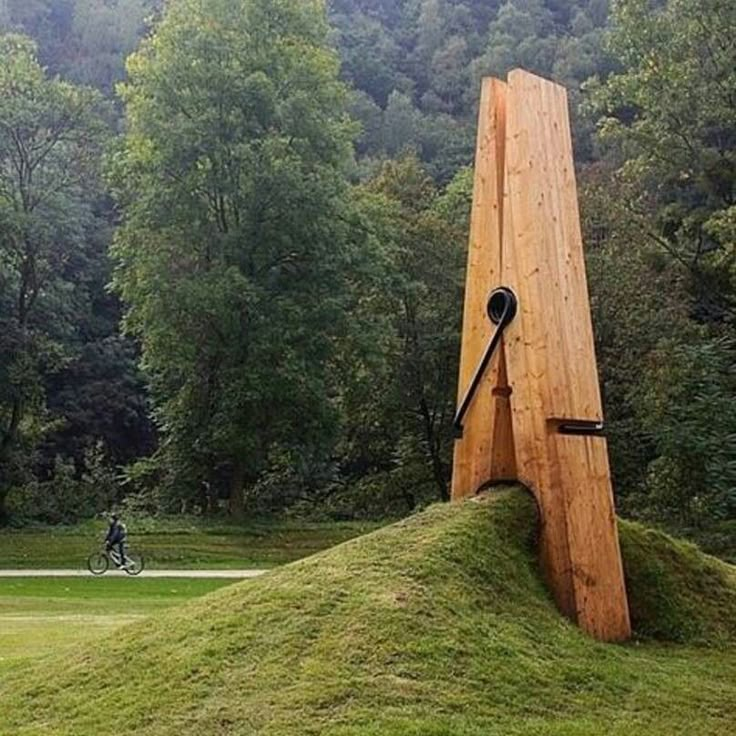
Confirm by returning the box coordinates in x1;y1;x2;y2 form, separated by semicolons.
0;516;379;676
2;487;735;735
0;577;236;672
0;516;381;569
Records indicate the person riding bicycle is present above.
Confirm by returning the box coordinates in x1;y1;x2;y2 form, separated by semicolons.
104;513;128;567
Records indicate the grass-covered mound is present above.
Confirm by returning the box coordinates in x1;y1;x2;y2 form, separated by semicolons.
3;487;736;735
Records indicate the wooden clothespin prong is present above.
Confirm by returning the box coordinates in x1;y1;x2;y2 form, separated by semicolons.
452;70;631;643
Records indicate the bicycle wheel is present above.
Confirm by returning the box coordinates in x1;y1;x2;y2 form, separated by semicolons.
124;551;144;576
87;551;109;575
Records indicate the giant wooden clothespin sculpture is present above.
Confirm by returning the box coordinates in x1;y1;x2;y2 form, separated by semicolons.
452;70;631;642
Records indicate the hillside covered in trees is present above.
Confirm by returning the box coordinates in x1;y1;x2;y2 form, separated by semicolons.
0;0;734;548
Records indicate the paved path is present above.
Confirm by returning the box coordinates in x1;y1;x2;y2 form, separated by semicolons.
0;569;267;579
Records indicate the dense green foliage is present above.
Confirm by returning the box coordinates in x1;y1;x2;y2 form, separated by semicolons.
333;158;467;508
109;0;367;515
330;0;614;178
2;489;736;733
0;0;160;95
582;0;736;523
0;33;153;522
0;0;734;542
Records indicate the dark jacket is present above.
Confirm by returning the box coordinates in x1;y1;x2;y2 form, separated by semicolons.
105;520;126;545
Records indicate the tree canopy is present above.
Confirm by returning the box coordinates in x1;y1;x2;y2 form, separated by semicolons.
109;0;367;513
0;0;734;544
0;34;111;519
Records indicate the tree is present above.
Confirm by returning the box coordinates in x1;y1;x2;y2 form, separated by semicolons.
0;34;109;520
584;0;736;525
329;10;404;107
635;336;736;523
327;2;615;178
350;156;466;503
580;165;696;499
110;0;360;514
0;0;159;96
42;335;156;470
63;0;154;96
588;0;736;321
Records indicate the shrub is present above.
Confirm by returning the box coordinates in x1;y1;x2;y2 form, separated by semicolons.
6;445;119;524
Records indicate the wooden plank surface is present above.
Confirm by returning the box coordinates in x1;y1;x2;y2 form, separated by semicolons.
451;78;515;500
551;433;631;639
501;69;630;640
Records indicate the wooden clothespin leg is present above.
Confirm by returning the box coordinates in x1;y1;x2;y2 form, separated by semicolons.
452;70;631;643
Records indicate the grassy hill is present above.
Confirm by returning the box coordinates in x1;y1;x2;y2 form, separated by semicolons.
2;487;735;735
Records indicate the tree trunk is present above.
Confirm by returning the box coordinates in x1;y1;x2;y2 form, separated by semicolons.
228;459;246;517
0;405;22;524
0;485;8;525
0;443;14;525
418;396;450;502
402;296;450;503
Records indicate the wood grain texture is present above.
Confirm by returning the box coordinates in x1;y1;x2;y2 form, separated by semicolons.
501;69;630;641
451;78;516;500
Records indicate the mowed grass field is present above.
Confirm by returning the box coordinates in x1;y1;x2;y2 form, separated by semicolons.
0;516;380;675
0;516;380;570
0;576;237;673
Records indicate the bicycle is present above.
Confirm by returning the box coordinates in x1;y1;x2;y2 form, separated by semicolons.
87;545;145;576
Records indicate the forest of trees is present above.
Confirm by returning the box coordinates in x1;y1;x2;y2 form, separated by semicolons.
0;0;734;538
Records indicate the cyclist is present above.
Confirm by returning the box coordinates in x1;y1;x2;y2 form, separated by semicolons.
104;513;128;567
